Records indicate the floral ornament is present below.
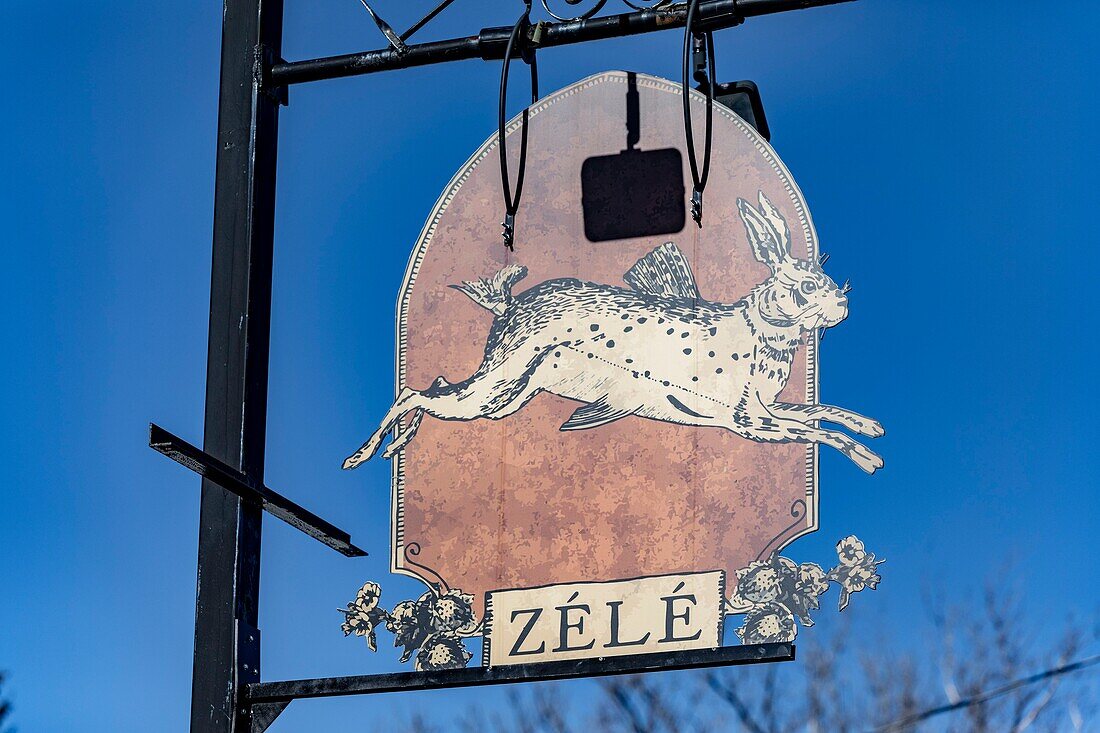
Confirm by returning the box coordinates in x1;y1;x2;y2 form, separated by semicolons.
735;601;797;644
339;582;390;652
730;536;884;645
836;534;867;566
428;588;477;633
341;580;478;669
415;632;474;671
796;562;830;598
827;535;884;611
387;595;435;662
732;557;789;604
781;561;829;627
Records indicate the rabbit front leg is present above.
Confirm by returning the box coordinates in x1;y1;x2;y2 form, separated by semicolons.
769;402;884;438
732;401;883;474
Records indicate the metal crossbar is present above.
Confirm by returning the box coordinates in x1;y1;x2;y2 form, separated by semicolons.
269;0;854;87
246;644;794;732
249;643;794;703
149;424;366;557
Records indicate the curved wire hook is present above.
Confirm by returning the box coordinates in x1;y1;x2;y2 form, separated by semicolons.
620;0;674;11
540;0;607;22
682;0;715;227
499;2;539;251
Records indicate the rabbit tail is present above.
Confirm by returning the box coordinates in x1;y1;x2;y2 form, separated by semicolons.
449;264;528;316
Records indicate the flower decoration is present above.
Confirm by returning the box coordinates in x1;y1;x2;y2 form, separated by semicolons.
736;601;797;644
827;536;884;611
339;582;389;652
386;596;435;662
780;561;828;627
836;535;868;566
730;536;884;644
341;580;478;669
796;562;829;598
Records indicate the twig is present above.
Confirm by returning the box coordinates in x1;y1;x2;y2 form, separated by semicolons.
706;672;770;733
872;654;1100;733
607;679;650;733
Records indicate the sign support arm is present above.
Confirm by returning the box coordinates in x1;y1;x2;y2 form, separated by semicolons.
245;644;794;732
268;0;855;88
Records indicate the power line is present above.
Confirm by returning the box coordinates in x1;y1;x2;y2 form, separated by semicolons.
872;653;1100;732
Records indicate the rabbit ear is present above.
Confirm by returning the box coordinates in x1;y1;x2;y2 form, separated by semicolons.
757;192;792;260
737;195;788;270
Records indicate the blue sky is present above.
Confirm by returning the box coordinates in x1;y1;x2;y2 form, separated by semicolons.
2;0;1098;730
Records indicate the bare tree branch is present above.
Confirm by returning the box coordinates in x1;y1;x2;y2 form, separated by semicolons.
874;654;1100;733
705;672;770;733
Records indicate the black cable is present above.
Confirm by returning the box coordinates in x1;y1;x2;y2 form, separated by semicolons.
498;1;539;251
682;0;715;227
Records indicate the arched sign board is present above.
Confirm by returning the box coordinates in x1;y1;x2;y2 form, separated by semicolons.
341;72;885;672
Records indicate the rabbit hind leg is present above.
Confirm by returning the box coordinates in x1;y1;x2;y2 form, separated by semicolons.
343;386;422;469
381;408;425;459
479;351;563;421
380;367;547;461
344;373;490;468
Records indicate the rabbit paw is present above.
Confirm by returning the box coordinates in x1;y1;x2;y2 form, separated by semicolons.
857;418;885;439
343;435;383;469
848;443;884;474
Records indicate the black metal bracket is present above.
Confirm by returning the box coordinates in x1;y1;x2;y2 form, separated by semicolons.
149;424;367;557
714;79;770;140
254;43;288;107
249;702;290;733
245;643;794;731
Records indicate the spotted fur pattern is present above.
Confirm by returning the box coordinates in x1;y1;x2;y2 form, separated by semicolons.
344;192;883;474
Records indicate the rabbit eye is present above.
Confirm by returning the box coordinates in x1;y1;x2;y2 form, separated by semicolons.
800;281;818;295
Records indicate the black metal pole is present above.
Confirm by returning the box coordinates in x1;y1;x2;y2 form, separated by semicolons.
269;0;854;87
191;0;283;731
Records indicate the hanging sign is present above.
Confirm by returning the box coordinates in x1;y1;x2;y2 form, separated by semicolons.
339;72;885;672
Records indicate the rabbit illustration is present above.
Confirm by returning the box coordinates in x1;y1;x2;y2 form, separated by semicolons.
344;191;883;473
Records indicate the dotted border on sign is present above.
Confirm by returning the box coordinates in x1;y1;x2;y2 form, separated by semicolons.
389;71;821;589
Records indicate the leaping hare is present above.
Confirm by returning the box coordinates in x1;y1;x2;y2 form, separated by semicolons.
345;191;883;473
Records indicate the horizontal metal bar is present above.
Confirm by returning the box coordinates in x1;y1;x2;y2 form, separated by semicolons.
247;643;794;703
270;0;854;87
149;424;367;557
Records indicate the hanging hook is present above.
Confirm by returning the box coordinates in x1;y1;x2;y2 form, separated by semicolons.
498;1;539;251
682;0;714;227
356;0;410;56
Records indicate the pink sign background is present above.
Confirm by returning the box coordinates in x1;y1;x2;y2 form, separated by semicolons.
392;72;818;615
